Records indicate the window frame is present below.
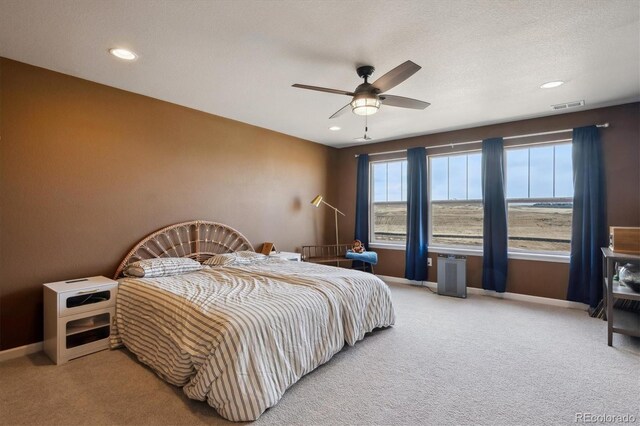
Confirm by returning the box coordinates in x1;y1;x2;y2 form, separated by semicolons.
368;157;408;248
504;141;573;256
427;150;484;252
367;141;574;263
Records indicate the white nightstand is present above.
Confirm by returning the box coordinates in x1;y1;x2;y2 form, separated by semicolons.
43;276;118;365
269;251;302;262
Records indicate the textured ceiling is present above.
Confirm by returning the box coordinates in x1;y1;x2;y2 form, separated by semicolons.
0;0;638;147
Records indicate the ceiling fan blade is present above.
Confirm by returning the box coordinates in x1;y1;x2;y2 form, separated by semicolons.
371;60;421;93
329;103;351;119
292;84;354;96
380;94;430;110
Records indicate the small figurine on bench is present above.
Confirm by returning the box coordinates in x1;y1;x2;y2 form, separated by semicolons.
346;239;377;273
351;239;366;254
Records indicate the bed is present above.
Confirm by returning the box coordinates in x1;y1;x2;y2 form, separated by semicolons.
110;220;395;421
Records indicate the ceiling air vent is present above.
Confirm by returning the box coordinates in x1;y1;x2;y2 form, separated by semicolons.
551;100;585;111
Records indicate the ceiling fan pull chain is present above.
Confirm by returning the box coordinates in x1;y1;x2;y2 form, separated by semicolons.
365;113;368;137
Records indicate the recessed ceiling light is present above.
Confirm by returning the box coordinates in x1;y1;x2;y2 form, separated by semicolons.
329;126;341;131
109;48;137;61
540;81;564;89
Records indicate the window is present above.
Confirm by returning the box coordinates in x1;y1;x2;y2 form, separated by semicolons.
370;159;407;244
429;152;483;248
505;143;573;253
372;141;573;255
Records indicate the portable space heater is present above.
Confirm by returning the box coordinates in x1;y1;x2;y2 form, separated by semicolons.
437;254;467;298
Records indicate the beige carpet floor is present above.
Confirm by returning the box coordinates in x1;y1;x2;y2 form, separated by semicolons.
1;282;639;425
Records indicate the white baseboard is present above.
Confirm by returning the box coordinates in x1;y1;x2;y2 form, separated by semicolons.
378;275;588;311
0;341;43;362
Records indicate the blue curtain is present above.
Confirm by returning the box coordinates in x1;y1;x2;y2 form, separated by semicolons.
482;137;508;292
354;154;370;271
405;147;429;281
567;126;607;308
354;154;369;247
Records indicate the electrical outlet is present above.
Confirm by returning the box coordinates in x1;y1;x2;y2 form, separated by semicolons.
427;258;432;267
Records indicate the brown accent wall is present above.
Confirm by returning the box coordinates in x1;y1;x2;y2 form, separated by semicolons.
0;58;337;350
336;103;640;300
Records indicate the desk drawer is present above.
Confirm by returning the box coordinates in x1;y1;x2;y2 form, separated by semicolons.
59;284;117;317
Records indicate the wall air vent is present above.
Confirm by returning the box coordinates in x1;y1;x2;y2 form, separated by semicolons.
551;100;585;111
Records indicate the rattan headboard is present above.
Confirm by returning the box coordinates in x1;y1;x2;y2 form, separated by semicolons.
114;220;254;278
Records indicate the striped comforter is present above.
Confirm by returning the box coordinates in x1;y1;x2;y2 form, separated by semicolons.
111;259;394;421
226;260;396;346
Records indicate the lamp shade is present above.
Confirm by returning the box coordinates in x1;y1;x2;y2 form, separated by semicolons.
351;96;380;116
311;195;323;207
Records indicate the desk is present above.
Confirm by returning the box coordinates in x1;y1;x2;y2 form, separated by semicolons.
601;247;640;346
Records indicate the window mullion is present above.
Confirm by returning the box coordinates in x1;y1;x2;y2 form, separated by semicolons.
527;148;531;198
552;146;556;198
385;163;389;202
447;157;450;200
465;154;469;200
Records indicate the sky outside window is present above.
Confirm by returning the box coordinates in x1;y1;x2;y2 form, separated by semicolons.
506;143;572;199
448;155;467;199
506;148;529;198
373;163;387;202
387;161;403;201
373;160;407;202
467;154;482;199
384;144;572;203
430;157;448;200
554;144;573;197
430;153;482;201
529;145;554;198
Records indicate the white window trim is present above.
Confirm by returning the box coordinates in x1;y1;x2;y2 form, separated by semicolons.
427;151;483;252
369;158;407;247
430;246;569;263
428;146;573;263
369;143;574;262
504;141;573;256
370;242;406;251
368;244;570;263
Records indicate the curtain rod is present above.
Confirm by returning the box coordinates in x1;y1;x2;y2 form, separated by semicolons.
354;123;609;158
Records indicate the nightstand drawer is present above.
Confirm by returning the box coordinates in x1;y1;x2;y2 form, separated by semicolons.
59;284;116;317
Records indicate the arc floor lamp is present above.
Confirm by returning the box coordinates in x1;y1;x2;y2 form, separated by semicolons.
311;195;345;249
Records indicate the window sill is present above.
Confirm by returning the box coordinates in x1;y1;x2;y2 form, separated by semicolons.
370;244;570;263
429;246;569;263
370;242;406;251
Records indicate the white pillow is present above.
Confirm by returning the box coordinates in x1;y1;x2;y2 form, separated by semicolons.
203;251;266;267
123;257;203;278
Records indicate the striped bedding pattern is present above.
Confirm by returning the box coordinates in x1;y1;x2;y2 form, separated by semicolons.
111;261;394;421
225;259;396;346
123;257;203;278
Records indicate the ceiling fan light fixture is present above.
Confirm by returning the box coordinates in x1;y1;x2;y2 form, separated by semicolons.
351;96;380;116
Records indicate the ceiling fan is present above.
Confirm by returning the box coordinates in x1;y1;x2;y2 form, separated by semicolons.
292;60;430;119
